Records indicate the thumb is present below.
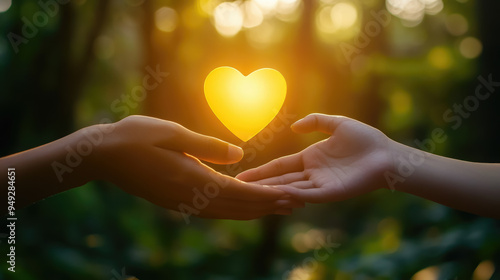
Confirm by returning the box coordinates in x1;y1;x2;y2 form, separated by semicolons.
291;113;346;135
170;126;243;164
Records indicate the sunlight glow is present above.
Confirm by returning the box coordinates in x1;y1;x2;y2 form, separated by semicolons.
213;2;244;37
155;7;179;33
246;21;283;48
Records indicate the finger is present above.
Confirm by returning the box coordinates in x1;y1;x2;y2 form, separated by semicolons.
161;122;243;164
274;199;306;208
274;181;315;190
273;185;331;203
291;113;348;135
236;153;303;182
251;172;306;185
217;179;286;201
174;158;286;202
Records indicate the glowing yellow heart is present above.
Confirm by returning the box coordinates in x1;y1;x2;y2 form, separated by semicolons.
204;67;287;142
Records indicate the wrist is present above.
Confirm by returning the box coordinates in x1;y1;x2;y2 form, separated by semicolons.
383;139;428;192
79;123;115;182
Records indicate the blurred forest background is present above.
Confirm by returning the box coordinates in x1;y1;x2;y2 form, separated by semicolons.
1;0;500;279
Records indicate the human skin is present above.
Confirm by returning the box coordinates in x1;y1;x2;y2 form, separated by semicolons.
0;115;303;219
237;113;500;219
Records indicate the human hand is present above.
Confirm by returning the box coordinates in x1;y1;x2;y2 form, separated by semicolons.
89;115;301;220
237;113;394;203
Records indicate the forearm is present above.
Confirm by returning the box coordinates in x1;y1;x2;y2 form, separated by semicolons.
0;126;100;211
389;141;500;218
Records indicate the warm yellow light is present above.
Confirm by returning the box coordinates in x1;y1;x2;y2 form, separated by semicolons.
155;7;178;33
390;90;412;115
428;46;452;70
287;267;313;280
213;2;243;37
276;0;302;22
204;67;287;141
254;0;279;14
241;1;264;28
330;2;358;31
411;266;439;280
473;260;495;280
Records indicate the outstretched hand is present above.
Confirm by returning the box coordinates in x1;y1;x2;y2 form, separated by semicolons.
237;114;393;203
90;116;301;220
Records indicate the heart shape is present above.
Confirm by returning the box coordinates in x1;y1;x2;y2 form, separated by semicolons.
204;67;287;142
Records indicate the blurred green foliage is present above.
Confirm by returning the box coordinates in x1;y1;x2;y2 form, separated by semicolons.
1;0;500;279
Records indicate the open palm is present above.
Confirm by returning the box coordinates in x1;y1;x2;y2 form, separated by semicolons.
237;114;393;203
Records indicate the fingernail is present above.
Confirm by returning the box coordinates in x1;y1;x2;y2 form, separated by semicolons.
227;145;244;161
274;209;293;215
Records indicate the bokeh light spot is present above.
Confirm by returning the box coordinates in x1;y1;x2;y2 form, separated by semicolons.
155;7;179;33
390;90;412;115
276;0;302;22
213;2;243;37
428;46;452;69
473;260;495;280
387;0;443;27
0;0;11;13
411;266;439;280
288;267;313;280
85;234;103;248
445;13;468;36
241;1;264;28
330;2;358;31
459;37;482;59
254;0;279;15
